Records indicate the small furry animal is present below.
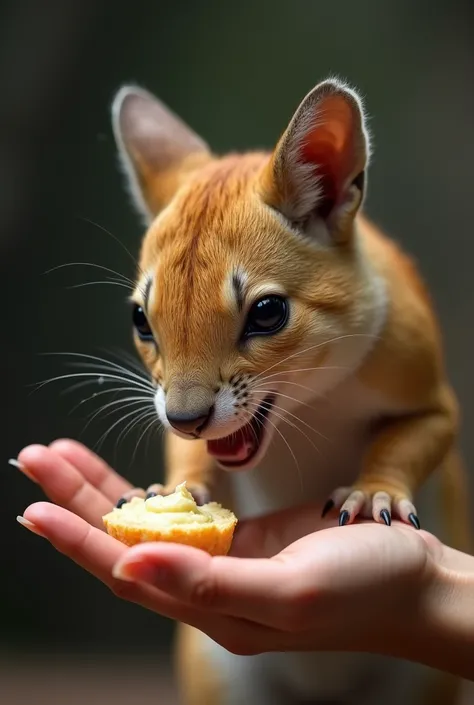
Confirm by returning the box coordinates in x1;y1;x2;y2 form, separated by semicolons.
110;77;471;705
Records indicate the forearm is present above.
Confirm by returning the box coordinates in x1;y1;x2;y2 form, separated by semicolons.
164;432;215;489
386;544;474;680
360;407;456;499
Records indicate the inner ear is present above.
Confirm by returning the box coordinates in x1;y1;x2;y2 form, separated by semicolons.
301;96;359;218
260;79;370;242
112;85;212;222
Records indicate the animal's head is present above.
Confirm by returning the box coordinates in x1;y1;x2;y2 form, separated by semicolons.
111;78;384;470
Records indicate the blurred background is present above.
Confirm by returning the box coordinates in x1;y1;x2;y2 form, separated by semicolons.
2;0;473;702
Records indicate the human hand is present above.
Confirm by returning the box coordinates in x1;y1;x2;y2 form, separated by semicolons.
14;440;470;673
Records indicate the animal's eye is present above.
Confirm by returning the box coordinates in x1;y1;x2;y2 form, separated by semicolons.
243;295;289;339
132;304;154;341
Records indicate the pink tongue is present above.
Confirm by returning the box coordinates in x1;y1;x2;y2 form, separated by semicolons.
207;421;256;461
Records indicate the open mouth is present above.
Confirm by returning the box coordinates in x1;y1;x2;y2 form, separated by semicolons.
207;395;275;468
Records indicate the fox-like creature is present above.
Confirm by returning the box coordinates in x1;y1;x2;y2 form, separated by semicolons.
111;77;471;705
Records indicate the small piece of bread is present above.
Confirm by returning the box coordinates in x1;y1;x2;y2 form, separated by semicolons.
102;482;238;556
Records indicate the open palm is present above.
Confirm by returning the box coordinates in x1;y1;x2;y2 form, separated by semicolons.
16;439;438;656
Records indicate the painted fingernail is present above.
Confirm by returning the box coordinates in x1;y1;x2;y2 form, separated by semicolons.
145;492;157;499
339;510;350;526
408;513;421;530
321;499;334;518
380;509;392;526
115;498;127;509
16;516;46;538
9;459;38;483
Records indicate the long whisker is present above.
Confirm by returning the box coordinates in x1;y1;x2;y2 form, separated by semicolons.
111;408;157;461
33;353;154;400
70;384;154;415
92;405;155;452
59;379;102;397
67;362;154;391
105;347;148;376
30;371;154;396
109;408;157;466
43;261;137;289
256;365;346;386
143;418;162;461
67;280;135;292
40;351;154;389
131;414;159;465
253;333;378;382
116;410;158;468
116;408;157;450
251;379;320;396
243;406;304;496
246;401;322;456
78;216;146;281
82;395;154;432
249;391;330;443
252;386;318;413
252;379;335;412
92;398;154;423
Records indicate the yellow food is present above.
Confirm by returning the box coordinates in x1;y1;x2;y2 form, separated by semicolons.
102;482;237;556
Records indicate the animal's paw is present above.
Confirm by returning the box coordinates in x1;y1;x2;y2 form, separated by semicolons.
321;485;421;529
115;482;211;508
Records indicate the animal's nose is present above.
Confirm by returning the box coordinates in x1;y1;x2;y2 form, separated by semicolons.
166;406;214;435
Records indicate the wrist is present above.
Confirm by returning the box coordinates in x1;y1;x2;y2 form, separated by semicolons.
383;540;474;679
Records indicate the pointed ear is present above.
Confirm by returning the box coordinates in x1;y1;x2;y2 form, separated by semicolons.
111;86;212;223
259;78;370;244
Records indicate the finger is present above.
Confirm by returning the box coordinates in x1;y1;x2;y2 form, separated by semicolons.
20;502;276;653
17;445;115;528
113;542;305;631
49;439;132;502
21;502;186;616
23;501;129;583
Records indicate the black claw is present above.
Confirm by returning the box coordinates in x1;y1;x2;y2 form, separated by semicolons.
408;513;421;530
321;499;335;518
380;508;391;526
339;510;350;526
116;497;127;509
145;491;157;499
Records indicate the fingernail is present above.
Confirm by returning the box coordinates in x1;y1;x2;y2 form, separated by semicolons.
16;516;46;538
113;560;168;586
9;459;38;483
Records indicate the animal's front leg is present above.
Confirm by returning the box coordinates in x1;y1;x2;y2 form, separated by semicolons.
322;386;458;528
115;432;215;507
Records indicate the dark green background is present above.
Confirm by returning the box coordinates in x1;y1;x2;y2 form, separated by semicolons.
2;0;473;659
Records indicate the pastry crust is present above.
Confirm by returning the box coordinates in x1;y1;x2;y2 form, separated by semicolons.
103;483;237;556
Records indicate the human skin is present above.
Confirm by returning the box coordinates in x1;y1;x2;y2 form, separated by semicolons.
13;439;474;681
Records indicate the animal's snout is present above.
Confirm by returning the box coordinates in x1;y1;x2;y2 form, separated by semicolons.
165;384;215;436
166;406;214;435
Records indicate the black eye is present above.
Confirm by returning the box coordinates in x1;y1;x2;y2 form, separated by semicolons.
132;304;154;341
243;295;289;339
